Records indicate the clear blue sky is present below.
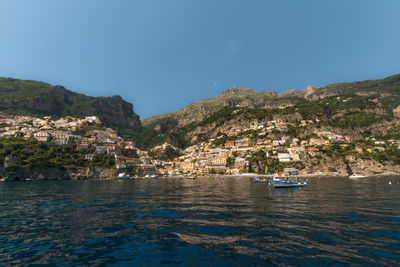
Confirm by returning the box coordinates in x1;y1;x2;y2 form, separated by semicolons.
1;0;399;118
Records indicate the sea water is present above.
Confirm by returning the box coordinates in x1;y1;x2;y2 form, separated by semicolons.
0;177;399;266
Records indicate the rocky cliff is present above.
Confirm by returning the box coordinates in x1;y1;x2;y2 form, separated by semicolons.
91;95;140;128
0;78;141;129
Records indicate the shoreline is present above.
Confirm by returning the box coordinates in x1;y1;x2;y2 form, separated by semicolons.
2;169;400;182
2;175;400;182
161;173;399;179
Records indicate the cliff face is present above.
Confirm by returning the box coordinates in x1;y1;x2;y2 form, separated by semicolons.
0;78;141;129
92;95;140;128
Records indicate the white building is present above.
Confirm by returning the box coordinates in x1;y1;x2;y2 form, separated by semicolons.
278;153;291;162
34;131;50;142
85;116;101;124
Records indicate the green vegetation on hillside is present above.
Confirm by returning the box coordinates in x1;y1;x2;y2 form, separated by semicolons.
331;112;391;129
2;73;400;151
0;77;141;129
132;92;395;149
0;138;114;170
0;78;53;100
137;73;400;150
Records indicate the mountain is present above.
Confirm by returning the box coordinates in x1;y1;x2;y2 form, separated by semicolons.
0;77;141;129
137;73;400;150
1;73;399;151
144;73;400;128
142;87;304;128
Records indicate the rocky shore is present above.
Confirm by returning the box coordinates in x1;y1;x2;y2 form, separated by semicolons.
1;158;399;182
299;158;400;177
0;166;117;181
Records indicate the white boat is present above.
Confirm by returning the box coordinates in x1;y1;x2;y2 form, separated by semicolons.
117;173;130;180
143;174;158;179
252;177;269;182
349;174;366;179
271;175;286;182
269;177;307;188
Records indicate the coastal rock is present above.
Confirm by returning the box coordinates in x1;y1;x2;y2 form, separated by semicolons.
300;157;400;177
4;156;19;168
3;166;118;181
5;167;71;181
0;167;7;179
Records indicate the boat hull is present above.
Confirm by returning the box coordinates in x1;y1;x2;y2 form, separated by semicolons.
349;175;366;179
270;180;307;188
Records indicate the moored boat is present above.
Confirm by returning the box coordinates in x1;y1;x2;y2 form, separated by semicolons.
269;177;307;188
346;164;366;179
349;174;366;179
252;177;269;182
117;173;130;180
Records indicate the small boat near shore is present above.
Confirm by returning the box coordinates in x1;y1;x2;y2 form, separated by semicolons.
251;177;270;182
144;174;159;179
117;173;130;180
269;176;307;188
349;174;366;179
346;164;366;179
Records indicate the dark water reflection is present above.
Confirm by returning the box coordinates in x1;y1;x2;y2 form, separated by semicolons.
0;177;399;266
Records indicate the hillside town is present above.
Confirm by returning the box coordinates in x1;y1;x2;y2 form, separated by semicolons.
1;113;399;178
0;114;156;177
153;119;400;176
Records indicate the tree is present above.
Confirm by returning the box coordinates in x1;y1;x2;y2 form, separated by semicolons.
226;156;235;167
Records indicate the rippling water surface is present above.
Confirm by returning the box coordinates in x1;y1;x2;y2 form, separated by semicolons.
1;176;400;266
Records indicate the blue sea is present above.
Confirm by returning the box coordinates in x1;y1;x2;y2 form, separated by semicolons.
0;176;399;266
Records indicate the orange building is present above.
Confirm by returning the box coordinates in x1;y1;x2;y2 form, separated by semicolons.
224;140;235;147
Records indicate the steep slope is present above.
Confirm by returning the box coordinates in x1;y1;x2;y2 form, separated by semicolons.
0;78;141;129
301;73;400;104
142;87;304;128
136;73;400;150
144;73;400;129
